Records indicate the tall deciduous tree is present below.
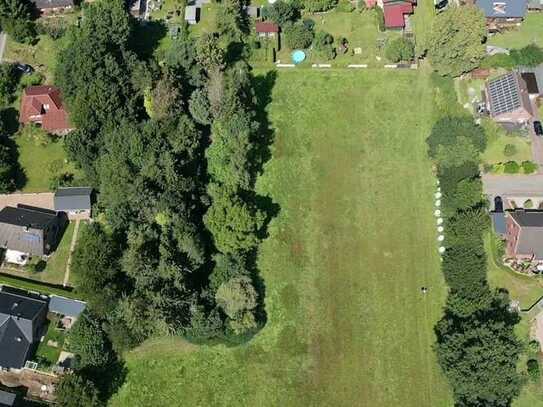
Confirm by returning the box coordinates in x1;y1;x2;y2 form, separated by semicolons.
436;292;523;406
428;6;486;76
204;184;265;254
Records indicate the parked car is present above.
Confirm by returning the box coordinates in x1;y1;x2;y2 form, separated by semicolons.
15;63;34;75
534;121;543;136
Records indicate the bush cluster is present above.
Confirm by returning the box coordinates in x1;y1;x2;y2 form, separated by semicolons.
428;116;523;405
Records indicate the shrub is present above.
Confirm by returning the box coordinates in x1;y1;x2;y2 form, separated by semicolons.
0;63;18;106
503;143;517;157
524;199;533;209
284;22;314;49
36;19;68;40
304;0;338;12
527;359;540;382
385;37;415;63
528;340;541;355
313;31;336;60
262;0;300;26
374;6;385;32
20;72;44;88
510;44;543;67
482;163;494;173
479;54;515;69
336;0;354;12
503;161;520;174
522;160;538;174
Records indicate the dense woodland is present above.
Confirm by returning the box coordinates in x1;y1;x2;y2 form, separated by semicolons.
45;0;274;404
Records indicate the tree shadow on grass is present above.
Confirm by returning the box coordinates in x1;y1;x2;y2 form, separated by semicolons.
0;108;26;191
244;70;280;336
129;20;168;60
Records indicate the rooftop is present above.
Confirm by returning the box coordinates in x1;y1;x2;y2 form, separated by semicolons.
49;296;86;318
475;0;528;18
486;72;532;117
0;205;57;229
383;2;414;29
510;209;543;227
54;187;92;211
256;21;279;33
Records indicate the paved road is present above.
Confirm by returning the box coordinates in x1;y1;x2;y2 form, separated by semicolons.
529;97;543;173
482;174;543;197
0;33;6;63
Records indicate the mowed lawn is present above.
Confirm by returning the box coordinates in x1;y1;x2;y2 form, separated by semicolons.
110;70;453;407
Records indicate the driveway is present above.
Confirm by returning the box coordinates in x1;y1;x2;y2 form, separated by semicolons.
483;174;543;209
0;32;6;63
529;97;543;172
0;192;54;211
483;174;543;197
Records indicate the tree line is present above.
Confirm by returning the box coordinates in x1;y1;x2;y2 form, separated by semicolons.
427;111;524;405
53;0;274;404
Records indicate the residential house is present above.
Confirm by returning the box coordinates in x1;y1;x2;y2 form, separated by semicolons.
485;72;533;128
19;86;72;135
475;0;528;31
0;286;48;370
32;0;74;14
256;21;279;38
54;187;92;220
244;5;260;18
48;296;86;329
0;205;64;262
185;5;200;24
382;0;417;30
505;210;543;260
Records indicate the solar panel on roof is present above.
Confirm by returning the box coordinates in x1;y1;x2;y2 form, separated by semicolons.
22;234;40;243
488;73;522;115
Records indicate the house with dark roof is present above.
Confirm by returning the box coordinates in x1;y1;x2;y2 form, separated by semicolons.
0;205;64;258
505;210;543;260
485;72;534;127
256;21;279;38
19;86;72;135
0;286;48;370
32;0;74;13
54;187;92;220
475;0;528;31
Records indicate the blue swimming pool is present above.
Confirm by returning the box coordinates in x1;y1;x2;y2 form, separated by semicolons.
291;50;306;64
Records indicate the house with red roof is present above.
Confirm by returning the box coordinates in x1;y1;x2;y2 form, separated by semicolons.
255;21;279;38
19;86;72;135
382;0;417;30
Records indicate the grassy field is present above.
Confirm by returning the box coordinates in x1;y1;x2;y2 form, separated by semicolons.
4;35;66;83
15;129;79;193
487;13;543;49
111;70;453;407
